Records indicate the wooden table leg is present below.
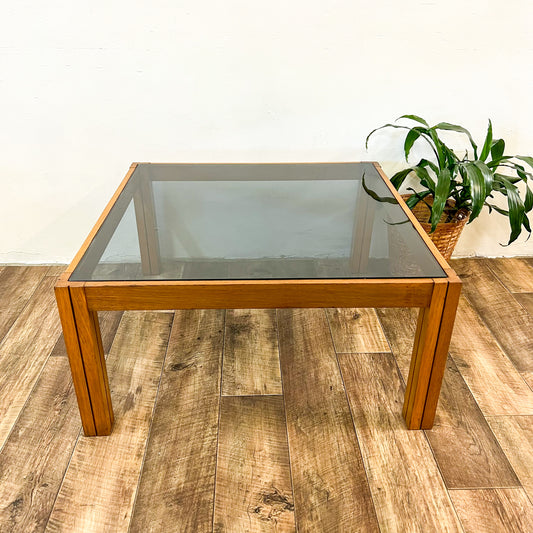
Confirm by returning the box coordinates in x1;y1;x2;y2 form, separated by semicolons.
55;283;114;436
403;278;461;429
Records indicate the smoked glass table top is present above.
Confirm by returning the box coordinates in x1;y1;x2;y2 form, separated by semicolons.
69;163;446;281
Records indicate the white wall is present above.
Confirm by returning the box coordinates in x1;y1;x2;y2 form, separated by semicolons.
2;0;533;263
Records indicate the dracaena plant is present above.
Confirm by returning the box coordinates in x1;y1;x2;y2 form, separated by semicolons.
366;114;533;244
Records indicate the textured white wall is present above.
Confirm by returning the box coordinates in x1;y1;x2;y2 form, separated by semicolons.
1;1;532;263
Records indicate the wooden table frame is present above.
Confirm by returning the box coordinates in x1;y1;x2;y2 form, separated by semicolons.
55;162;461;436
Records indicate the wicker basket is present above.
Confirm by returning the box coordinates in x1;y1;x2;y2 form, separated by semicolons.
402;195;470;261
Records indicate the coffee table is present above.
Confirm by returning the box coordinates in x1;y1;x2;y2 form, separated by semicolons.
55;162;461;436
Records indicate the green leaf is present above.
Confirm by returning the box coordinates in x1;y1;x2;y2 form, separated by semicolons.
361;174;397;204
366;123;439;161
428;129;446;168
406;126;440;161
404;129;421;161
490;139;505;161
525;184;533;213
405;190;432;208
506;163;533;180
498;162;533;182
480;120;493;161
414;166;436;192
487;155;512;169
494;173;521;185
385;219;411;227
515;156;533;170
390;168;413;189
522;215;531;234
418;158;439;174
366;123;421;149
441;144;459;165
432;122;478;159
516;166;529;182
486;203;509;216
497;176;526;244
366;123;399;149
462;162;486;221
473;160;494;196
430;168;451;231
397;114;429;126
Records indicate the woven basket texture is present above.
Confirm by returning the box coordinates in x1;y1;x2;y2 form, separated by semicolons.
402;194;470;261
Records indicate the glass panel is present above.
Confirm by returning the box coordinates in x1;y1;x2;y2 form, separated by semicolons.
69;163;446;281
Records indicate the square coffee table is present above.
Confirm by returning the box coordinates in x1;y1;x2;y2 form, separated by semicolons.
55;162;461;436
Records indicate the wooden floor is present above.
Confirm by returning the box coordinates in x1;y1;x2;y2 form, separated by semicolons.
0;258;532;532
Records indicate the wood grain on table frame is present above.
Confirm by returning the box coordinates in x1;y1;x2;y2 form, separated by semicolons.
403;278;460;429
83;278;435;311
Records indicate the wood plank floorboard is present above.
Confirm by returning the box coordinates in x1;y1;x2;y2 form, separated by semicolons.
277;308;379;532
50;311;123;358
0;356;81;533
1;260;532;532
375;307;416;378
0;275;62;451
223;309;281;395
213;396;295;532
514;292;533;316
487;416;533;504
339;352;463;532
326;308;390;353
486;257;533;292
452;258;533;374
45;266;66;277
129;310;224;533
0;266;49;344
450;296;533;416
45;312;173;533
450;488;533;533
429;358;520;488
377;307;519;489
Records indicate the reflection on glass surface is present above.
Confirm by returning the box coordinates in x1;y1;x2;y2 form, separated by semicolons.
70;163;446;281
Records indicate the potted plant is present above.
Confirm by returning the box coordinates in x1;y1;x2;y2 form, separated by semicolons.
366;114;533;259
